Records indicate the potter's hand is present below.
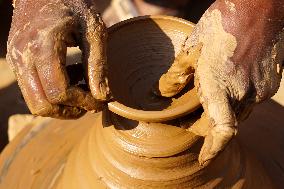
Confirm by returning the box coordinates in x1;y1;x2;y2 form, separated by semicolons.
7;0;110;119
157;0;284;165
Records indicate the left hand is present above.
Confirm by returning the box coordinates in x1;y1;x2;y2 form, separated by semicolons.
7;0;110;119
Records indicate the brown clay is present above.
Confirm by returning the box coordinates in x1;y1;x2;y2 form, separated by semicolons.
56;16;209;188
107;16;201;122
0;16;281;189
156;43;203;97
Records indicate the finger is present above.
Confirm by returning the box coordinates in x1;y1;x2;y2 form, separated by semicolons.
197;85;237;166
33;6;75;104
154;43;203;97
195;60;237;165
63;87;103;112
6;52;85;119
80;9;110;100
199;120;236;166
33;7;102;111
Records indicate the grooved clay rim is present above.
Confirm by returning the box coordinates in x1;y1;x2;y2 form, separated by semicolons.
107;15;200;122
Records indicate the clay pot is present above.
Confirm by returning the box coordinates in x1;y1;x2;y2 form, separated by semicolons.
0;15;205;189
56;16;208;189
0;16;277;189
107;15;200;122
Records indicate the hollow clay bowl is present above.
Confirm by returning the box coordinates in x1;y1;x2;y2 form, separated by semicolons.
107;16;200;122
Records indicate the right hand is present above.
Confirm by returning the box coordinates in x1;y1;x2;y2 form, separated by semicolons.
156;0;284;165
7;0;110;119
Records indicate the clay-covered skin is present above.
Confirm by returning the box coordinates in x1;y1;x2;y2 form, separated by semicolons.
155;43;202;97
6;0;110;119
158;0;284;165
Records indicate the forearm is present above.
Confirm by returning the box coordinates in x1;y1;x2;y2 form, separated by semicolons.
210;0;284;27
202;0;284;50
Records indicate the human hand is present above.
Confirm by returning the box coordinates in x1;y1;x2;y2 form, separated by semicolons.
7;0;110;119
156;0;284;165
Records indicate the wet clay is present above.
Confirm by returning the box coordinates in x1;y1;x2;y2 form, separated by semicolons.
107;16;201;121
156;43;203;97
0;16;280;189
0;112;277;189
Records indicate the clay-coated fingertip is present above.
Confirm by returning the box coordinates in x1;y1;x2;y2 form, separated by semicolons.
157;83;181;97
198;152;214;167
152;77;180;98
155;87;179;98
156;88;180;98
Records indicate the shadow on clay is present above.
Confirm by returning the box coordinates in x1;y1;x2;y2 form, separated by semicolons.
69;18;177;130
107;18;175;112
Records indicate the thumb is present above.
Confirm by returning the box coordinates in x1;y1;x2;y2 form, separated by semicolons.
197;80;237;165
80;8;110;101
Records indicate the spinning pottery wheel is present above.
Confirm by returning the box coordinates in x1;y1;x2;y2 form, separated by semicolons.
0;16;277;189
